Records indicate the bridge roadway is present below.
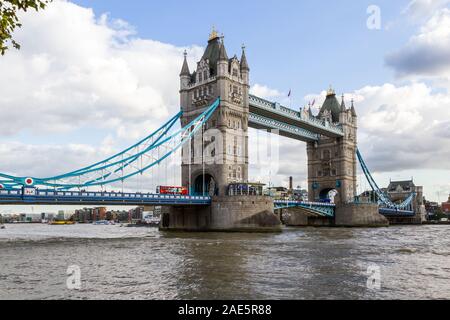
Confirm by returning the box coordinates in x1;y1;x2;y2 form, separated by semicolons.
0;188;415;217
248;94;345;142
0;188;211;206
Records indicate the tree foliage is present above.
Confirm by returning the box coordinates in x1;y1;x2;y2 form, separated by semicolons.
0;0;51;55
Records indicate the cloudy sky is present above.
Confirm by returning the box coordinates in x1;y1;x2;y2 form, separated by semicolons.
0;0;449;213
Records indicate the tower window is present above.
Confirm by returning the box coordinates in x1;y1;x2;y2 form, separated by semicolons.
199;72;203;82
233;69;238;77
203;70;207;80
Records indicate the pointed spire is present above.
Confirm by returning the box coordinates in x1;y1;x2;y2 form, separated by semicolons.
351;98;357;117
180;50;190;76
218;36;228;61
240;44;249;71
308;104;314;118
340;94;346;111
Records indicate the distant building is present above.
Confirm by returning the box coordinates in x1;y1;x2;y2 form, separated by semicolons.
442;195;450;214
424;199;441;216
56;210;65;221
357;190;378;203
383;179;424;210
264;187;289;199
292;189;308;201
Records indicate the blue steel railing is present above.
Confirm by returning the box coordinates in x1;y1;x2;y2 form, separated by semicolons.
274;200;335;217
248;113;319;141
0;188;211;205
249;95;344;137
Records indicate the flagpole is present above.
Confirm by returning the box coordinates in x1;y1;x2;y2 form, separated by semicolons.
288;89;292;109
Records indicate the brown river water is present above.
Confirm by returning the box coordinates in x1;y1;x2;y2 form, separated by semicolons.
0;224;449;300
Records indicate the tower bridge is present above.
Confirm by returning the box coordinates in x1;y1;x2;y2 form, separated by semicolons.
0;29;424;231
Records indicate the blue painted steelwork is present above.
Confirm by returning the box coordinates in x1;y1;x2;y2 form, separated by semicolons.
0;188;211;206
0;98;220;190
356;149;415;212
379;208;415;217
249;95;344;137
248;113;319;141
274;200;335;217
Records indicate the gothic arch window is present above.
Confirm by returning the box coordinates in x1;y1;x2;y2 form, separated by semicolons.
203;70;207;81
199;72;203;82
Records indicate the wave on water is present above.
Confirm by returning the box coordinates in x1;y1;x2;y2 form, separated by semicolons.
395;247;418;254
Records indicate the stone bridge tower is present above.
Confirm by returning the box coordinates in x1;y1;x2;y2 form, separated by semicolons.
307;88;358;205
179;29;250;196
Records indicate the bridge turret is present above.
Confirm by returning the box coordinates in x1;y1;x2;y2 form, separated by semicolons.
307;87;358;205
180;29;250;196
318;87;341;123
179;50;191;110
351;99;357;118
240;44;250;84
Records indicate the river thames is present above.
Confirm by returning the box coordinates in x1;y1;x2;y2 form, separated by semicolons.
0;224;449;300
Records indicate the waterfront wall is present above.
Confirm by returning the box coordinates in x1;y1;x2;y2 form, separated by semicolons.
160;196;282;232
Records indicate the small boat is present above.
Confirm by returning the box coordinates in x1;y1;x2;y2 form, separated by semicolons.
93;220;115;226
49;221;76;225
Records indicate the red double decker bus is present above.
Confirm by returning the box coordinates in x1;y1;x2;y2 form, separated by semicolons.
156;186;189;195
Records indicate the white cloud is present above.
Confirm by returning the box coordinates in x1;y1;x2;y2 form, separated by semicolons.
355;82;450;172
386;8;450;79
402;0;450;21
250;84;284;100
0;141;100;177
0;0;203;137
